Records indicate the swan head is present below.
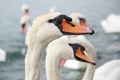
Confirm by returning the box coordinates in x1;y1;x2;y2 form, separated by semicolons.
47;12;94;35
21;4;30;15
69;43;96;65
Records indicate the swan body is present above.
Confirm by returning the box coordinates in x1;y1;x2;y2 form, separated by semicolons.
0;48;6;62
63;12;96;70
101;14;120;33
93;60;120;80
46;36;96;80
25;12;93;80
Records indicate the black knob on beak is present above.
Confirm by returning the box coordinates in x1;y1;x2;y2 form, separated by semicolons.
90;29;94;35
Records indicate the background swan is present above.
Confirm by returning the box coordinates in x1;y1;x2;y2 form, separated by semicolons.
46;36;95;80
63;12;96;70
0;48;6;62
21;4;32;45
101;14;120;33
93;59;120;80
25;12;94;80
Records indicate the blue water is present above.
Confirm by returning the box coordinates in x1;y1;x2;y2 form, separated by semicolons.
0;0;120;80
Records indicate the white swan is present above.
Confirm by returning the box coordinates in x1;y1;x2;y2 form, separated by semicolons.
46;36;96;80
0;48;6;62
93;60;120;80
25;12;94;80
63;12;96;70
20;4;32;45
101;14;120;33
46;36;120;80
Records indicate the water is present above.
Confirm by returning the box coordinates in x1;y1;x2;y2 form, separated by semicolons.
0;0;120;80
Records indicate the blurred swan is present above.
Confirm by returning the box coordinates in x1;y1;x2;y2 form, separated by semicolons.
25;12;94;80
101;14;120;33
20;4;32;45
63;12;96;70
46;36;96;80
0;48;6;62
93;60;120;80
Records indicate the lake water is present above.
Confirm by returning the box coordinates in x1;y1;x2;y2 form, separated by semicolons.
0;0;120;80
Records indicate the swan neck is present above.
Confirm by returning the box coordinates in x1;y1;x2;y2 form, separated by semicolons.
46;54;61;80
82;64;95;80
25;44;46;80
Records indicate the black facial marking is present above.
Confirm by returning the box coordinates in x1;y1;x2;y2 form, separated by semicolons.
69;43;85;54
48;14;72;32
69;43;86;61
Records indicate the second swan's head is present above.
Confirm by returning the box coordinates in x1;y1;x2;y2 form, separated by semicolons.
69;43;96;65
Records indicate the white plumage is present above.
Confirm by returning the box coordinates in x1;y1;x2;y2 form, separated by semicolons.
94;60;120;80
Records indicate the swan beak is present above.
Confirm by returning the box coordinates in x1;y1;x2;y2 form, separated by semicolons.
59;59;66;67
75;48;96;65
21;23;26;33
62;19;94;35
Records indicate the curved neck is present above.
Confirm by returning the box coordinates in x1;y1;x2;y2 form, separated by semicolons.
46;44;72;80
25;34;61;80
46;55;61;80
25;43;46;80
82;41;96;80
82;64;95;80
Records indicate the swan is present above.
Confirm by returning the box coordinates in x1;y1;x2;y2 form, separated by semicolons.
93;59;120;80
63;12;96;70
46;36;96;80
46;36;120;80
20;4;32;45
0;48;6;62
25;12;94;80
101;14;120;33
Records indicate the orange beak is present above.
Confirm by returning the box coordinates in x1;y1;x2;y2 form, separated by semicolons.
62;19;94;35
21;23;26;33
75;48;96;65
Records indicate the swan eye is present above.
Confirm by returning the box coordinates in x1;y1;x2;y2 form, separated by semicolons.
68;43;85;54
48;19;53;23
